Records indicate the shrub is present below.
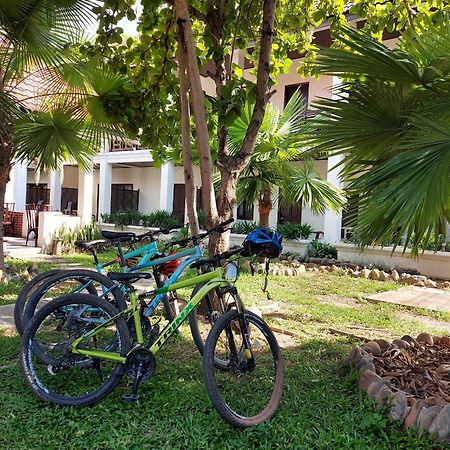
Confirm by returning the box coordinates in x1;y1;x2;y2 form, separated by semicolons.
51;221;103;253
277;222;314;240
232;221;258;234
308;240;338;259
101;209;180;229
143;210;181;229
197;209;207;230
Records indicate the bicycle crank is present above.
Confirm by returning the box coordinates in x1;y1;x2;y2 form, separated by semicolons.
122;348;156;403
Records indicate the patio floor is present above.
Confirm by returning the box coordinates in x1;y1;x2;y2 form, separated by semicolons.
3;236;58;261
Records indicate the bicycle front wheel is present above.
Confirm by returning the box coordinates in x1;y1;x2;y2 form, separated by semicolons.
14;269;63;335
20;294;131;406
203;310;284;428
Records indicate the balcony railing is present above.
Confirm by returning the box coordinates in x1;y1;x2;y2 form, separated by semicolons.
110;139;143;152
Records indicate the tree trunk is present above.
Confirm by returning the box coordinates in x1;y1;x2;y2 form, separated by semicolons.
258;183;272;227
174;0;218;230
0;143;13;270
212;0;277;253
177;26;199;237
208;168;238;254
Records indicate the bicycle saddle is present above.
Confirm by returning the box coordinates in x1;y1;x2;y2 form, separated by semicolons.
107;272;152;283
101;231;136;242
74;239;107;250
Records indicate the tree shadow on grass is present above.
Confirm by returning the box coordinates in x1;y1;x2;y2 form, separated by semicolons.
0;329;444;450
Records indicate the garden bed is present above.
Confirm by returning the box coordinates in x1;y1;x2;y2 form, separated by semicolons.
350;334;450;443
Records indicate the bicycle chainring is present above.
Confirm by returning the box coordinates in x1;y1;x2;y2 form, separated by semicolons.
125;348;156;382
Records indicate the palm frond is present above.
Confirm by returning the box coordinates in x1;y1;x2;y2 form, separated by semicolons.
0;1;95;81
283;162;346;215
308;23;450;254
13;101;97;171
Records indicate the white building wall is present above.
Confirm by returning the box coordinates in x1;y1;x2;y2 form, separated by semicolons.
110;167;162;213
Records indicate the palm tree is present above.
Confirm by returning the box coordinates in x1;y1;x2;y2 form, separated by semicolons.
228;91;345;227
0;1;129;268
306;23;450;254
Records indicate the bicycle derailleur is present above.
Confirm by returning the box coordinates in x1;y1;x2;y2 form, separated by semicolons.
122;347;156;403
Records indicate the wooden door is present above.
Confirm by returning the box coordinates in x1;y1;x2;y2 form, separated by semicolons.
278;199;302;224
172;184;185;226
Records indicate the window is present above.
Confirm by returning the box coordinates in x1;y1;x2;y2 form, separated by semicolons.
110;184;139;213
284;83;311;117
237;200;254;221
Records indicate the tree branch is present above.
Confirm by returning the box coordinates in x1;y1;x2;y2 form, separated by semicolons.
166;0;207;22
173;0;219;227
177;24;199;236
233;0;277;168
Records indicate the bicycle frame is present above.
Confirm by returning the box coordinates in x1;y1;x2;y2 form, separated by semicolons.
69;267;229;363
92;240;159;274
139;246;203;317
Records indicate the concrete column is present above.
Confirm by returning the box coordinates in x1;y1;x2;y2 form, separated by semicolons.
5;160;27;211
49;170;62;211
98;161;112;221
77;169;94;224
322;76;345;243
323;154;344;243
269;188;279;228
159;163;175;211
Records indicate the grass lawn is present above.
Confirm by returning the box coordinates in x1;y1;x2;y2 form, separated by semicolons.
1;263;450;449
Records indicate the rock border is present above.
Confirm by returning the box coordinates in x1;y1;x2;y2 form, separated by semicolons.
241;257;450;291
349;334;450;443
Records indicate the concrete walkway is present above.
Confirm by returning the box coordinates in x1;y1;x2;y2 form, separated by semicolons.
0;304;14;329
366;287;450;313
4;236;63;262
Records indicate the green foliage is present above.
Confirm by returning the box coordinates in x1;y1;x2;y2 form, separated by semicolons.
51;221;103;252
177;226;189;238
197;209;207;230
230;92;345;224
1;3;128;172
308;240;338;259
101;209;181;229
231;221;258;234
277;222;314;240
360;411;388;433
144;210;181;229
307;22;450;255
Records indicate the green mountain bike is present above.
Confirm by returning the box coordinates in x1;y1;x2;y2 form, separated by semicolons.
20;247;284;428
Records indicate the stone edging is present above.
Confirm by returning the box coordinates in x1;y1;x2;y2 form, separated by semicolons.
348;335;450;443
241;259;450;291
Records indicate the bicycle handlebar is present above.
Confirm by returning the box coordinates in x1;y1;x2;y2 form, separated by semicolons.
164;218;234;249
190;246;243;269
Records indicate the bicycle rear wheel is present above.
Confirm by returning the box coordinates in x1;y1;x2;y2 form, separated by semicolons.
20;293;130;406
21;269;126;337
189;283;229;370
203;310;284;428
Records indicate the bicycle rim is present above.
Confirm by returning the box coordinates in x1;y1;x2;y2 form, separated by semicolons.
21;295;129;405
203;310;283;427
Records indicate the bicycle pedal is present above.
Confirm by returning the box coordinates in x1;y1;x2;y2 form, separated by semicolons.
122;393;139;403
